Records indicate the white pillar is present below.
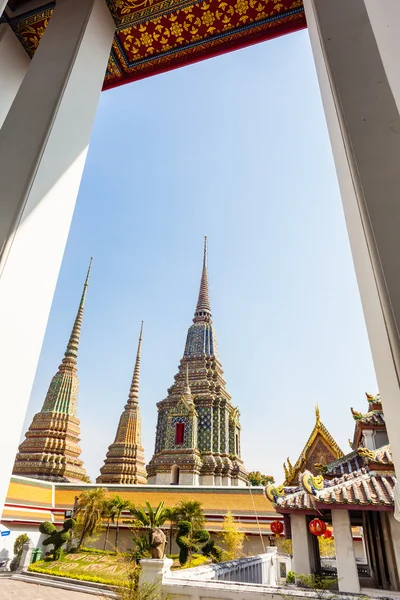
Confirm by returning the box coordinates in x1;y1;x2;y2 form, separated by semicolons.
139;558;173;586
291;514;312;575
363;1;400;112
0;0;115;515
362;430;375;451
0;24;30;128
332;509;360;593
304;0;400;489
388;513;400;578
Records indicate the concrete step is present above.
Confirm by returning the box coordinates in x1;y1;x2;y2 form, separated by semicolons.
12;570;118;597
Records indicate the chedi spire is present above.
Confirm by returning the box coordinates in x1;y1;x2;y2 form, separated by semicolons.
13;259;92;482
194;236;212;323
97;322;147;485
147;238;248;486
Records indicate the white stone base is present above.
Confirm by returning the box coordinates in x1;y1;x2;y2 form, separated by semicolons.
140;557;173;586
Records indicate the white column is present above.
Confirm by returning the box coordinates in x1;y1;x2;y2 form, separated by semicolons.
332;509;360;593
0;0;115;514
291;514;312;575
0;24;30;128
304;0;400;488
362;430;375;451
364;1;400;112
388;513;400;578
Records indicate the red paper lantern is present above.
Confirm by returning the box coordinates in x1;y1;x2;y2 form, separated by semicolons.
271;520;284;535
324;529;332;539
309;519;326;536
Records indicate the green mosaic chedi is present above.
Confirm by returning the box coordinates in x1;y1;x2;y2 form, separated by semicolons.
13;261;92;482
147;238;248;486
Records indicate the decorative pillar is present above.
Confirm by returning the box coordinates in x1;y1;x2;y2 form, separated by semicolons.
303;0;400;489
332;509;360;593
0;0;115;515
290;514;312;575
0;24;30;128
16;539;34;572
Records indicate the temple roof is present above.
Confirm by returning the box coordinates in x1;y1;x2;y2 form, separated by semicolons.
2;0;306;90
283;406;344;486
277;471;396;512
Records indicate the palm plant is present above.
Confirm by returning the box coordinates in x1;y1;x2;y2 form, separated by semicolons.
175;500;205;532
75;488;107;549
128;501;169;544
102;498;117;551
164;506;180;555
112;495;133;550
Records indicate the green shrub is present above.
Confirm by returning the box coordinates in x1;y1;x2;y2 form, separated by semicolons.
180;555;209;569
176;521;210;565
202;539;223;563
27;563;125;587
80;547;116;555
39;519;75;560
286;570;295;584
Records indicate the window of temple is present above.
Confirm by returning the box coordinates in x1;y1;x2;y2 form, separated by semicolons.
175;422;185;445
171;464;180;485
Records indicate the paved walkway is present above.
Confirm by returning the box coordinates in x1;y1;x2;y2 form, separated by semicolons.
0;578;102;599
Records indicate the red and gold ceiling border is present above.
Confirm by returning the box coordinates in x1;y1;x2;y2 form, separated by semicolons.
4;0;306;91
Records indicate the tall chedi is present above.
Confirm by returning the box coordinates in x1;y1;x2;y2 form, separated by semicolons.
147;238;248;486
13;260;92;482
97;323;147;484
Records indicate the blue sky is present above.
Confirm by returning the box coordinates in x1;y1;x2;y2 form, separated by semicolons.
22;28;378;483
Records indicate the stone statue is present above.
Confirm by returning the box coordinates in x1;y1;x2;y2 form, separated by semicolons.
150;528;166;559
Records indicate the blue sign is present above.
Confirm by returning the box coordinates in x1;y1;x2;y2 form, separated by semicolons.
1;531;10;537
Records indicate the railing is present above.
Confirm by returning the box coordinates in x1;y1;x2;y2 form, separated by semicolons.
168;549;278;585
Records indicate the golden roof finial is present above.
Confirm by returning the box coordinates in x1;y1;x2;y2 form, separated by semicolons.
315;404;320;423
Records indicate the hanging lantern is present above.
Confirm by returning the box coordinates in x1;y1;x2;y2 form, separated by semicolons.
271;520;284;535
324;529;333;539
309;518;326;536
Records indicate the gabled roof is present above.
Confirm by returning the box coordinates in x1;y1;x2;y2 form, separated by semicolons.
283;406;343;486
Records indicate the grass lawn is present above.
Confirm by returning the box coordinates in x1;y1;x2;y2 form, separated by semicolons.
28;550;132;586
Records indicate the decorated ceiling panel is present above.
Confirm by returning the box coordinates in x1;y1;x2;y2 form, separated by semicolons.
3;0;306;90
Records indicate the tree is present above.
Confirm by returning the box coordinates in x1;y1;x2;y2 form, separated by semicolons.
174;500;205;532
39;519;75;559
128;501;170;544
109;495;133;550
248;471;275;486
13;533;29;560
164;506;180;555
221;511;245;560
75;488;107;549
102;498;118;551
318;535;335;558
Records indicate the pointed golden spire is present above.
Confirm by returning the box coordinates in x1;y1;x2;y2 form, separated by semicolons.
194;236;212;323
61;258;92;371
126;321;143;406
315;404;320;423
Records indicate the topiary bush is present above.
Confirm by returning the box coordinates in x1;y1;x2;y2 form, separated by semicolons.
176;521;210;565
202;539;224;563
39;518;75;560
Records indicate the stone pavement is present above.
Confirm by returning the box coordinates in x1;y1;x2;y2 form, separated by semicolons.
0;577;102;599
